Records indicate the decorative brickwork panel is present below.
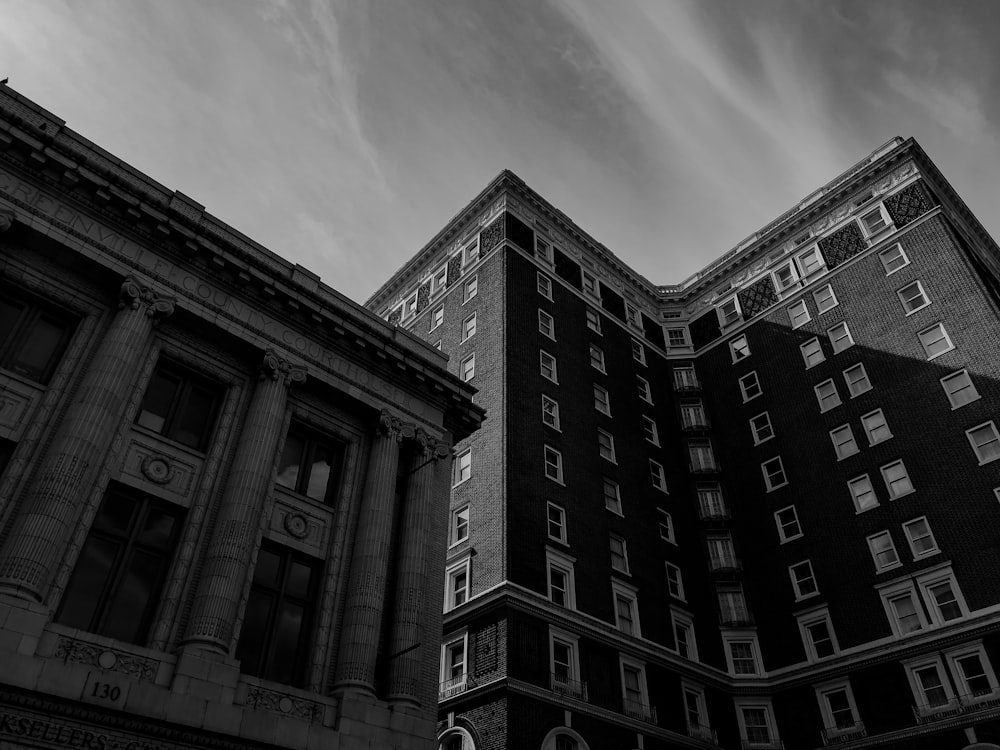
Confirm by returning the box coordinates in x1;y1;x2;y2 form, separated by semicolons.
641;312;661;345
737;276;778;319
388;309;401;326
446;253;462;287
818;221;867;269
689;309;721;350
415;281;431;313
473;622;500;678
481;216;504;253
553;248;581;289
600;285;626;322
884;180;934;229
505;212;535;254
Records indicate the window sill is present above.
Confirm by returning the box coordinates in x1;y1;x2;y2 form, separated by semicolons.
875;563;904;574
926;346;957;361
889;489;916;501
904;304;931;317
545;476;566;486
765;482;789;493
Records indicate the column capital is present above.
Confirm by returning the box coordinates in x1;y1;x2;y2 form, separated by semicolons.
259;349;308;387
377;410;410;443
0;208;14;233
412;428;451;461
119;276;175;324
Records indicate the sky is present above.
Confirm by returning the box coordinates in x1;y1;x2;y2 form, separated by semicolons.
3;1;999;304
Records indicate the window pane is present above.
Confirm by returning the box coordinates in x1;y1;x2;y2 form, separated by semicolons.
102;549;166;643
286;560;314;599
12;315;66;380
138;506;178;549
137;370;181;433
0;299;24;342
276;434;305;490
254;548;282;586
268;601;306;684
56;537;120;631
305;442;336;501
173;384;216;449
93;491;137;535
235;589;275;676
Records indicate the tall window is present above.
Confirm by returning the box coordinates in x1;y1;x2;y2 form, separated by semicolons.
547;550;576;608
631;339;646;365
540;351;558;382
453;449;472;485
440;635;468;697
650;460;668;492
547;502;567;544
544;445;563;482
749;412;774;444
738;704;777;746
597;429;616;463
461;313;477;341
867;531;901;572
642;416;660;446
603;478;622;515
463;275;478;303
445;560;470;610
739;371;762;402
774;506;802;542
585;309;602;334
689;440;717;472
0;293;76;384
613;583;640;636
460;354;476;382
697;484;728;520
538;309;555;339
589;344;606;372
637;375;653;403
57;487;184;645
761;457;787;491
789;560;818;599
666;562;684;599
451;506;470;546
537;273;553;300
276;424;345;505
136;362;221;450
593;384;611;415
541;395;560;430
609;534;630;574
235;543;319;686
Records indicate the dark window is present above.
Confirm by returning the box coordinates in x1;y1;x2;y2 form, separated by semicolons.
0;438;14;476
136;363;221;450
0;294;75;384
235;543;319;686
276;425;345;505
56;487;184;645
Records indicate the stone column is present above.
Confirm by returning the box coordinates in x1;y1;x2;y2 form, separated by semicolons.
183;350;306;652
333;410;405;694
386;430;450;706
0;277;174;601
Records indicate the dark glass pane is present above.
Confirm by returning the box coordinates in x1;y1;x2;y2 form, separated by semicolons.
12;316;65;380
138;506;178;549
276;434;305;491
235;590;275;677
0;299;24;344
172;384;216;449
267;602;305;684
137;370;180;433
304;442;334;501
92;492;136;535
286;560;313;599
253;548;281;587
56;537;119;630
102;550;164;644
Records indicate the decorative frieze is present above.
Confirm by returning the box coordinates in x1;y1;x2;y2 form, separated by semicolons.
118;437;202;504
737;276;779;320
242;686;324;722
53;636;160;682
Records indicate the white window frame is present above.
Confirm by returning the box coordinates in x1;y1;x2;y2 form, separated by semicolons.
801;337;826;368
944;642;1000;704
917;566;968;626
658;509;675;543
460;353;475;382
453;448;472;486
549;627;582;690
535;236;553;265
730;334;751;362
860;203;893;236
631;338;646;365
867;530;901;573
650;459;668;493
723;632;763;677
897;280;930;315
789;559;819;600
940;369;980;409
848;474;879;513
538;309;555;340
843;364;872;397
682;682;711;738
612;580;641;637
774;505;802;543
589;344;606;373
879;243;910;275
540;350;558;383
463;275;478;303
593;384;611;416
718;296;741;328
401;291;418;320
861;409;892;445
787;299;811;329
918;322;954;360
619;655;651;717
609;534;630;575
597;429;617;464
445;557;471;611
830;424;859;460
773;260;800;292
761;456;787;492
672;610;697;659
546;548;577;609
537;272;553;300
585;308;602;334
750;412;774;445
430;306;444;331
739;371;762;402
815;679;862;737
602;477;622;515
463;238;480;267
967;421;1000;465
461;312;477;342
813;283;839;314
440;631;469;694
827;321;854;354
796;245;826;278
879;579;928;637
544;445;564;484
797;606;839;662
904;655;956;715
665;561;684;600
815;379;842;412
880;459;914;499
735;701;779;748
642;416;660;446
430;265;448;297
450;505;470;547
637;375;653;404
902;516;939;560
666;327;689;348
541;394;560;431
581;269;599;298
625;302;642;330
547;501;567;544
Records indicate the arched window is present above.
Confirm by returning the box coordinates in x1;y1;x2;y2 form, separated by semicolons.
439;727;475;750
541;728;589;750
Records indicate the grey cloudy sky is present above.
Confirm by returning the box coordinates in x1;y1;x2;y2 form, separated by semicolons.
3;1;998;302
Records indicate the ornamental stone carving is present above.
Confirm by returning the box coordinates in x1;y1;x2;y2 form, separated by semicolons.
53;637;158;681
377;409;415;442
259;349;307;387
140;454;174;484
283;512;309;539
243;686;323;722
119;276;175;323
0;208;14;233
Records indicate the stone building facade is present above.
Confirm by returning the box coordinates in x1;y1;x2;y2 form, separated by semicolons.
0;86;482;750
369;138;1000;749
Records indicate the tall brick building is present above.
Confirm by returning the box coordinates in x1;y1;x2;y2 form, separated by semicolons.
368;137;1000;749
0;87;482;750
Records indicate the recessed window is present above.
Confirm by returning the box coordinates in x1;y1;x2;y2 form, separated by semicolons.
967;422;1000;464
814;379;842;412
535;236;553;264
673;611;696;658
750;412;774;445
464;238;480;266
612;582;641;636
843;364;872;397
453;448;472;486
828;322;854;353
940;370;980;409
848;474;879;512
585;309;602;334
537;272;553;300
461;313;477;341
665;562;684;599
918;323;954;359
637;375;653;404
625;302;641;329
718;585;751;626
666;327;688;348
620;658;651;721
813;284;839;314
736;703;778;748
903;517;939;559
430;306;444;331
276;424;345;505
547;502;567;544
550;631;582;695
658;509;675;543
683;684;711;737
882;584;926;636
739;371;762;402
801;338;825;368
775;505;802;543
544;445;564;483
589;344;606;373
642;416;660;446
650;459;668;492
898;280;930;315
540;350;558;382
541;395;560;430
136;362;221;451
631;339;646;365
789;560;818;599
56;487;184;646
797;246;825;277
773;261;799;292
597;429;616;463
674;365;699;390
718;297;741;327
460;353;476;382
451;506;470;545
861;205;892;235
867;531;901;572
788;300;811;329
593;384;611;416
761;457;787;491
603;478;622;515
538;309;555;340
697;483;728;520
689;439;718;472
798;608;838;661
730;335;750;361
440;634;468;698
463;275;478;303
0;293;77;384
830;424;859;460
725;636;761;676
546;549;576;608
816;682;862;736
881;460;914;498
879;243;910;274
401;292;418;319
707;534;738;571
680;400;708;430
610;534;630;574
919;570;967;625
582;270;599;297
861;409;892;445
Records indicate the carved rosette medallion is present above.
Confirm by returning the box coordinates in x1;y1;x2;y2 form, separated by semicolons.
260;349;308;387
119;276;176;324
283;512;309;539
140;454;174;484
53;637;157;681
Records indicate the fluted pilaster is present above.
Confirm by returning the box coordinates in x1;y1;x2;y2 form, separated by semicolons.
183;350;306;651
333;410;405;694
0;277;174;601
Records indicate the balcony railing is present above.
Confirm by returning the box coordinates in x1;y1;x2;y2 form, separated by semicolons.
689;457;720;474
623;699;658;724
439;675;468;700
719;610;754;627
913;688;1000;723
741;740;783;750
673;372;701;392
681;413;710;431
698;505;731;521
550;674;589;702
708;556;742;573
821;722;867;745
687;723;718;744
